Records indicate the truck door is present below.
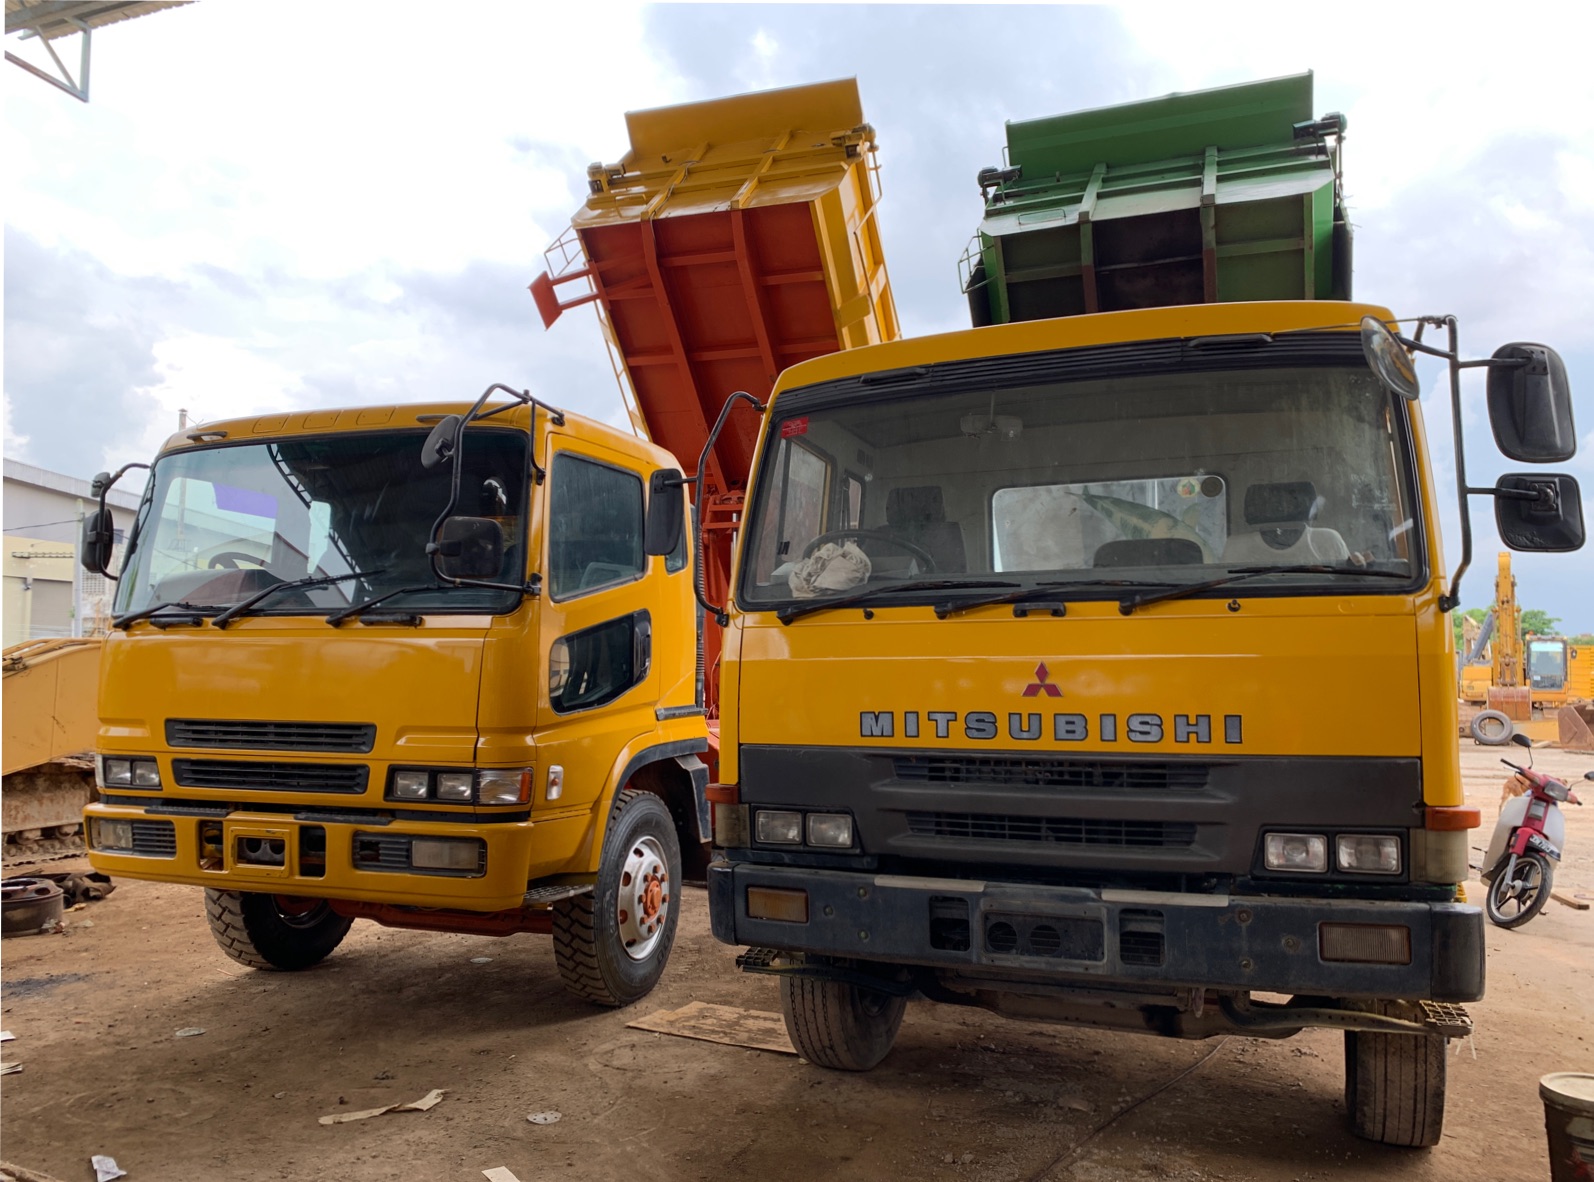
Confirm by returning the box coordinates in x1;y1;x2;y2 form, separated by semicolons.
536;440;660;827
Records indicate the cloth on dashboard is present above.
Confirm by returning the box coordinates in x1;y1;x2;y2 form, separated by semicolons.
788;540;872;598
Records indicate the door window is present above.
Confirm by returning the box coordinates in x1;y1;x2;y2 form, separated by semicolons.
548;453;645;600
549;611;652;713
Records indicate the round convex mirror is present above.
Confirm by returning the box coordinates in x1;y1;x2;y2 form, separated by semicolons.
1360;316;1421;401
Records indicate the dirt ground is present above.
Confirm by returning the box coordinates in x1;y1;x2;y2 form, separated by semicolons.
3;740;1590;1182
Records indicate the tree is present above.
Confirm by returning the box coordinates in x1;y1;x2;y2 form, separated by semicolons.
1452;607;1489;653
1522;609;1562;637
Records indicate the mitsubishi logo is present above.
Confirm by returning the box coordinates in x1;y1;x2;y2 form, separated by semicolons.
1023;662;1062;698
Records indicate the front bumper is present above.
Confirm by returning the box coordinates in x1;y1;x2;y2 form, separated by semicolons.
708;861;1484;1002
85;801;537;911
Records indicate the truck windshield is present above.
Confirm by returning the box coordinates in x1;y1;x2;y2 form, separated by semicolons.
114;430;530;618
739;362;1420;609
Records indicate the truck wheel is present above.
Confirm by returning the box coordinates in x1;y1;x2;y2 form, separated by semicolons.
204;889;353;971
1484;852;1552;928
781;974;906;1071
1470;710;1513;745
1343;1002;1446;1148
553;788;680;1007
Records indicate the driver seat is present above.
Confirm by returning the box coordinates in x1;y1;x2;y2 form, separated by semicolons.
884;486;966;572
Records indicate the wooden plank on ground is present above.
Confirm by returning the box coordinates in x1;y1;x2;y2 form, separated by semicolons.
627;1000;797;1055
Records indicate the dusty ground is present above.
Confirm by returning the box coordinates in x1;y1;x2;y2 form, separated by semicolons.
3;740;1590;1182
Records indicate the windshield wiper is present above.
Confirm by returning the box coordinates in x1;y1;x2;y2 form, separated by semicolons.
776;578;1019;624
1119;564;1416;615
325;583;452;626
112;601;226;629
211;572;375;629
933;578;1178;620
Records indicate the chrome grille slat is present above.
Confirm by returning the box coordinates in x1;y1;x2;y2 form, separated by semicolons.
171;759;368;794
892;756;1209;792
906;811;1197;848
166;719;376;754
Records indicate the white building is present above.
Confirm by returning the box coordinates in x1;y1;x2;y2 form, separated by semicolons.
4;458;143;646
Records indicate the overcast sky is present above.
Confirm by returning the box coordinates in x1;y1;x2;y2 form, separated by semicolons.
5;2;1591;626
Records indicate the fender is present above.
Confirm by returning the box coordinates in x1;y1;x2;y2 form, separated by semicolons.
582;735;711;871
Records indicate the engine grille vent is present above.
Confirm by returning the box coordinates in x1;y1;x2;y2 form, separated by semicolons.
906;811;1197;848
129;820;177;857
167;719;376;753
171;759;368;794
893;756;1209;793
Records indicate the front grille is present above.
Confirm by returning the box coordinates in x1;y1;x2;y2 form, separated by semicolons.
130;820;177;857
893;756;1209;793
354;832;413;870
167;719;376;753
906;811;1197;848
171;759;368;794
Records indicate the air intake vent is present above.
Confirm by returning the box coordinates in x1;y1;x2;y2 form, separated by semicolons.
906;812;1197;848
129;820;177;857
171;759;368;794
893;756;1209;793
167;719;376;753
983;912;1104;961
1118;908;1166;966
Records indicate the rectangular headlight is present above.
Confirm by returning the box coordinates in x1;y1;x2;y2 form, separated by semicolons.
434;773;475;802
754;809;803;844
391;770;431;800
1336;834;1402;874
806;813;854;848
92;818;134;851
476;768;532;806
132;759;162;788
1263;832;1327;873
410;837;483;871
102;758;133;787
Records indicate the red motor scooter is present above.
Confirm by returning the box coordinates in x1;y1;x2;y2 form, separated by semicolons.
1481;733;1591;928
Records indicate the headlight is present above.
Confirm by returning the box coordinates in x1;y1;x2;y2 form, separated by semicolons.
435;773;474;802
806;813;854;848
476;768;532;806
1336;834;1401;874
101;758;133;787
1263;832;1327;873
92;818;134;851
391;770;431;800
755;810;803;844
132;760;162;788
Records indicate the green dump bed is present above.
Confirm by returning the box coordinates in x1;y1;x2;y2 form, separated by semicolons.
963;73;1351;325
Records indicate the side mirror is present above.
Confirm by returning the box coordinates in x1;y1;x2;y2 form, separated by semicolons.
428;516;504;579
81;508;115;574
1510;732;1533;749
644;468;686;557
1487;343;1576;462
1495;473;1584;552
420;415;463;469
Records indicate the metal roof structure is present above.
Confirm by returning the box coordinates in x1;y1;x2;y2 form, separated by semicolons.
6;0;189;102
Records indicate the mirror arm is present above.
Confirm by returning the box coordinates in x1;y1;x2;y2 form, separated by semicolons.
89;461;150;582
427;382;536;582
1438;316;1472;614
690;391;768;628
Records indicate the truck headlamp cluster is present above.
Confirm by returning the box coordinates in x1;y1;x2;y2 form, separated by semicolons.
98;756;161;789
1262;831;1402;875
386;768;533;806
753;808;855;850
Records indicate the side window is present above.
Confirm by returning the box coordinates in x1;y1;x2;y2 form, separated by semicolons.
549;611;651;713
548;453;645;600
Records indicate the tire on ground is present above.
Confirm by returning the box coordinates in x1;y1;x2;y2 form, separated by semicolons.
204;889;354;971
553;788;681;1007
1470;709;1513;745
1343;1001;1446;1148
781;973;907;1071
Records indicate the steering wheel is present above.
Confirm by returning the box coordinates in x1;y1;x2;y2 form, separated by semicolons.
208;551;263;570
801;529;937;572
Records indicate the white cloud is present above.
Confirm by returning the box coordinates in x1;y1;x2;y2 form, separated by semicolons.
2;391;32;460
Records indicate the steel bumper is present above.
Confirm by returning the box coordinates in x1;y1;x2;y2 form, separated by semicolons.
708;861;1484;1002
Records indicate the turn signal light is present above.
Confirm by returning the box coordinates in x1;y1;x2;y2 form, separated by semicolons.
746;886;808;924
1319;922;1411;965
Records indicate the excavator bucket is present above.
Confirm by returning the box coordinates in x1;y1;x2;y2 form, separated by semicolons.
1559;702;1594;752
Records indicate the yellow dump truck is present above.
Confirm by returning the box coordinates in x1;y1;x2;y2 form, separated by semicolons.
695;76;1585;1148
78;392;709;1005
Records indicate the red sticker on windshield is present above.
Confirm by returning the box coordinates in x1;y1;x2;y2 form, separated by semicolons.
781;417;810;438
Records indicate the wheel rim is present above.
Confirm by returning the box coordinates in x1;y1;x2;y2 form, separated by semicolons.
615;835;670;961
1490;860;1544;919
273;895;332;929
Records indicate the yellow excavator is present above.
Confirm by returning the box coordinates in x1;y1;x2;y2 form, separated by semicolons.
1460;553;1593;747
2;637;102;862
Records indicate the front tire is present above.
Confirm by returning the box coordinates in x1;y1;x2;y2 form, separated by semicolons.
1485;852;1552;928
1344;1001;1446;1148
781;973;906;1071
553;788;681;1007
204;890;353;971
